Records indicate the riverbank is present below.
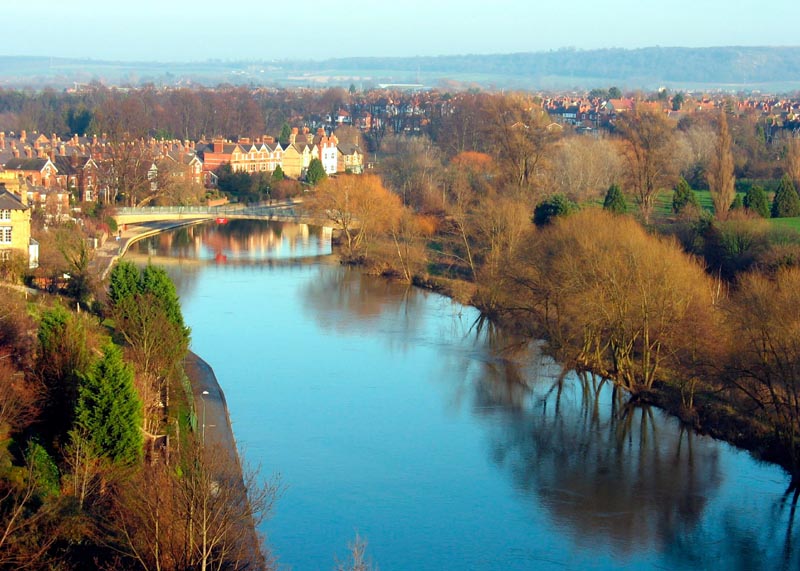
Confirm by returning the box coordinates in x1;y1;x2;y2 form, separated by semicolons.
97;221;267;562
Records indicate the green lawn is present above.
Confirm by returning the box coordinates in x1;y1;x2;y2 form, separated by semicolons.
769;217;800;232
653;189;717;218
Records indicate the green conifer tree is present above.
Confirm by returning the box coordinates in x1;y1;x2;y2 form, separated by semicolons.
108;261;141;308
743;185;770;218
76;343;143;466
603;183;627;214
305;158;327;186
772;174;800;218
672;177;699;214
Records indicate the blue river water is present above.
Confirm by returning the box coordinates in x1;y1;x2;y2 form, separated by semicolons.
128;219;800;571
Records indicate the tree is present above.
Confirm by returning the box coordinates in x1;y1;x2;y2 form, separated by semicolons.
615;106;677;223
603;183;627;214
772;174;800;218
671;92;685;111
108;260;141;307
707;110;736;220
672;177;699;214
75;342;143;466
551;136;622;202
37;305;91;442
532;194;578;226
786;136;800;189
727;268;800;469
305;158;327;186
730;193;744;211
140;264;188;334
310;174;402;261
271;164;285;182
743;185;770;218
278;123;292;146
506;209;715;394
111;438;278;571
481;92;557;192
608;86;622;99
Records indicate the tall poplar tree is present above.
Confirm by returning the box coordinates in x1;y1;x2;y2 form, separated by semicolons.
707;109;736;220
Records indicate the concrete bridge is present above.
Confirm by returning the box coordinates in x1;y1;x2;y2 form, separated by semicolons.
114;201;324;226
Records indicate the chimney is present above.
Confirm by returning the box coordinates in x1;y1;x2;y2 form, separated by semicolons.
213;139;223;153
38;148;46;159
20;130;26;143
51;133;57;144
0;132;4;150
92;134;98;145
263;135;274;144
12;148;19;158
60;144;66;156
48;148;55;162
24;147;33;158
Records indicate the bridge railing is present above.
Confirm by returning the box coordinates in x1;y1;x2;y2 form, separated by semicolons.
116;200;299;218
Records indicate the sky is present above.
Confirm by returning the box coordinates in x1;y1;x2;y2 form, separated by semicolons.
3;0;798;62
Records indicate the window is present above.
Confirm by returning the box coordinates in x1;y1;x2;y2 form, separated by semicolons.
0;210;9;220
0;227;11;243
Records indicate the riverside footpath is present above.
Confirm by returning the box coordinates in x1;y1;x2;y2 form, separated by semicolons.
91;219;240;461
89;219;206;280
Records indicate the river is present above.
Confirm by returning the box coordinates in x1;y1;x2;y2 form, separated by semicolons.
127;219;800;571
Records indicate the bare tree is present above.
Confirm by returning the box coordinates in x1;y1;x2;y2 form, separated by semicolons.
310;174;402;261
615;107;678;223
110;438;279;571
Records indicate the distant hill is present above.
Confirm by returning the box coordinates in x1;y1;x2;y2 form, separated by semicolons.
2;47;800;91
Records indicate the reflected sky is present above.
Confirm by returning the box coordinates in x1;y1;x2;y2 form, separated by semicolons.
132;222;800;571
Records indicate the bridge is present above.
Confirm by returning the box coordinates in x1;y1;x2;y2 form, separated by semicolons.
114;201;324;226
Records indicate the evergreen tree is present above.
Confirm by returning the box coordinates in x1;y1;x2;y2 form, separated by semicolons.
140;264;187;334
772;174;800;218
730;193;744;210
672;177;699;214
305;158;327;186
108;261;141;307
272;165;285;182
603;183;627;214
533;194;578;226
279;123;292;146
38;305;91;442
76;343;142;465
743;185;770;218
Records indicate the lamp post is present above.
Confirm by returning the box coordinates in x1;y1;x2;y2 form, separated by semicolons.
201;390;209;444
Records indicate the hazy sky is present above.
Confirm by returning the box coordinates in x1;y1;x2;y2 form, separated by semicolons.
4;0;798;61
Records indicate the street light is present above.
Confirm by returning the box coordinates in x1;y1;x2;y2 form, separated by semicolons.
201;390;209;444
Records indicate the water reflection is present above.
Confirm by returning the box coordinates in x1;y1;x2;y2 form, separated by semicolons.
129;219;331;263
462;346;800;569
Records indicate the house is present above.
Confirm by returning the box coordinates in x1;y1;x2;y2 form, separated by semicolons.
337;143;364;174
53;155;99;202
0;184;36;268
313;129;339;175
3;156;59;188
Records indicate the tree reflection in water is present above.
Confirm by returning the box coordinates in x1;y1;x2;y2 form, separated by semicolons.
453;339;800;569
